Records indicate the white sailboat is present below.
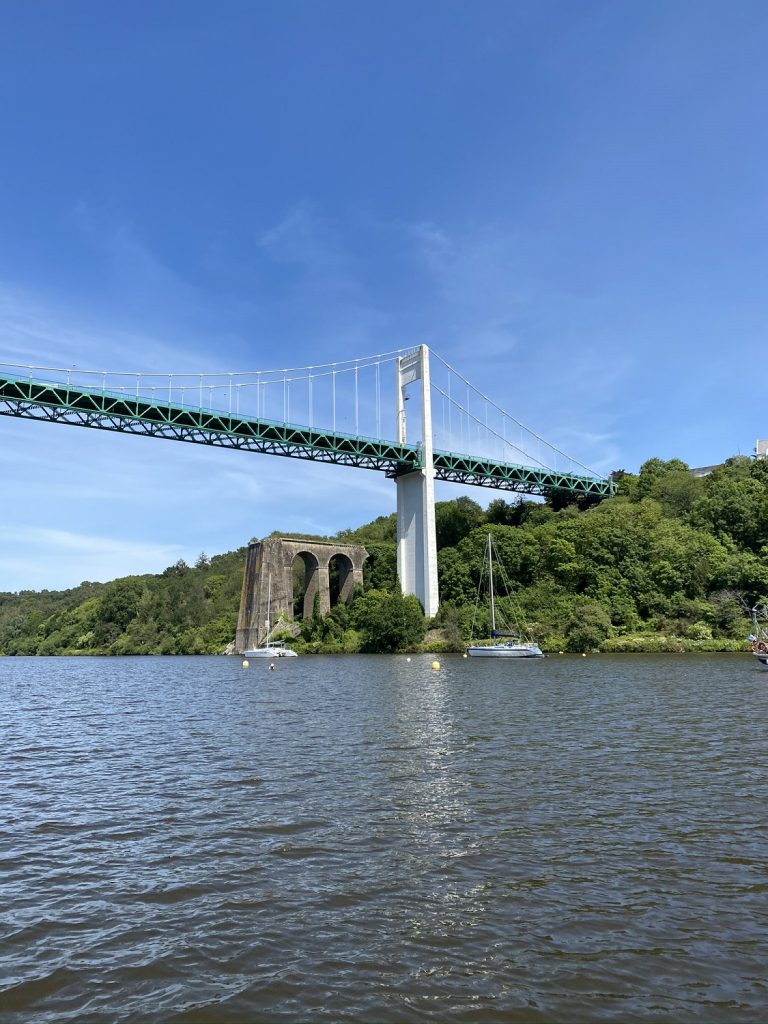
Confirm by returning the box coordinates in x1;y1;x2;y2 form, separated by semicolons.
244;573;298;658
466;533;544;659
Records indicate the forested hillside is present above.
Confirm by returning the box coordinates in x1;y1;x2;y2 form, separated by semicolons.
0;550;246;656
1;456;766;655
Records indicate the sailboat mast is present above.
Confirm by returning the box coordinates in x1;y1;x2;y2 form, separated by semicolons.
263;573;271;647
487;533;496;634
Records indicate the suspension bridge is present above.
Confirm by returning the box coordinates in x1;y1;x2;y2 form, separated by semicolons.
0;345;613;615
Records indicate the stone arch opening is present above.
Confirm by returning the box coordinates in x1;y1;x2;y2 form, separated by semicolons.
291;550;320;620
328;552;355;607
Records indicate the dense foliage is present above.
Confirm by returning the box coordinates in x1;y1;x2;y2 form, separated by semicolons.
0;550;245;656
1;456;765;655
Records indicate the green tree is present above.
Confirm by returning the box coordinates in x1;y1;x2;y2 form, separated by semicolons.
437;547;475;604
650;470;703;518
709;590;747;637
97;578;145;631
362;542;398;591
691;474;768;553
635;458;691;500
432;602;467;650
351;589;426;652
486;498;520;526
567;602;612;652
435;497;485;549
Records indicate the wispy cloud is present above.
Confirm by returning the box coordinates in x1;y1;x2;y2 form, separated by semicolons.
217;458;392;511
71;201;204;321
251;202;394;365
0;524;183;592
0;280;235;374
259;202;351;284
0;524;178;557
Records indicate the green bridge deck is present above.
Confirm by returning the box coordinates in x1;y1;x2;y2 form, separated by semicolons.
0;372;613;498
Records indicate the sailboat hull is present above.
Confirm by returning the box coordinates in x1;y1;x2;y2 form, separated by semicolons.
467;642;544;658
244;644;298;658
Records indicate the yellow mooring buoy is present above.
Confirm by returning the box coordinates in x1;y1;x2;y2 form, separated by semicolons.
432;660;440;671
242;659;249;668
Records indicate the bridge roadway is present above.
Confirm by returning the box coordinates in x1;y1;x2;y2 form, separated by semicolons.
0;371;613;498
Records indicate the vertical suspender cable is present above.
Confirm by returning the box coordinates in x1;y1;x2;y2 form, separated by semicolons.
376;361;381;439
467;386;471;451
332;367;336;432
355;365;359;435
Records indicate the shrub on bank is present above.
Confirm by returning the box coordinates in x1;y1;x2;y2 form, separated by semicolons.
601;634;744;653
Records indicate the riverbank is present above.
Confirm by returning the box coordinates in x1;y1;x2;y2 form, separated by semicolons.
294;630;747;657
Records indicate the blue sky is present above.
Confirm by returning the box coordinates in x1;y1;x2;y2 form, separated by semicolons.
1;0;767;591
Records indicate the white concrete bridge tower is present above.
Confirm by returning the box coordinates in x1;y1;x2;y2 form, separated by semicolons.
395;345;439;617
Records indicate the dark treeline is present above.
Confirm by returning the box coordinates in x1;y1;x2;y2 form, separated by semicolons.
1;455;766;655
0;550;245;656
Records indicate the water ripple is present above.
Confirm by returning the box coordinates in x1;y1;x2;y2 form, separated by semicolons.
1;653;767;1022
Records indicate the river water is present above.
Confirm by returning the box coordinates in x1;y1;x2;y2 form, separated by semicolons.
1;653;767;1022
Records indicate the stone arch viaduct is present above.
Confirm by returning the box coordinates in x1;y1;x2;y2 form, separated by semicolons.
235;537;368;653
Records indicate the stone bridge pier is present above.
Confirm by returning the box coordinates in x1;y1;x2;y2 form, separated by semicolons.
235;537;368;653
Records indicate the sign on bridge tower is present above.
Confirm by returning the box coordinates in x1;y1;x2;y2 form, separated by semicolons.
395;345;439;618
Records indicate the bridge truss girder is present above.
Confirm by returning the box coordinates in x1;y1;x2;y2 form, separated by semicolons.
0;375;419;475
431;453;612;497
0;372;613;498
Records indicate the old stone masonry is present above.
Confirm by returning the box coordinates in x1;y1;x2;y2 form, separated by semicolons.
235;537;368;653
